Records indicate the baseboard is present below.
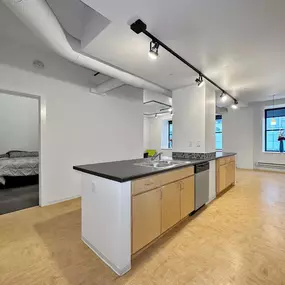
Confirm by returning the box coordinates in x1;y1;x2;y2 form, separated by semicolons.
82;236;131;276
41;195;81;207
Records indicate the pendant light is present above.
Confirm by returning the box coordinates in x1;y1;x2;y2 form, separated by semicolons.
271;95;276;126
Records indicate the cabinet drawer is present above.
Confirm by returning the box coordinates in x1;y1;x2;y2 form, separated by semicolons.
159;167;194;186
132;175;161;195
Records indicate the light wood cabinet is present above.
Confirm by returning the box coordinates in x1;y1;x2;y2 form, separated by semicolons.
216;156;236;194
161;181;181;233
132;175;161;196
219;164;227;193
132;188;162;254
131;166;195;254
180;176;195;219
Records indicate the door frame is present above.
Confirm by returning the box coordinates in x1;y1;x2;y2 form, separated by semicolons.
0;88;43;206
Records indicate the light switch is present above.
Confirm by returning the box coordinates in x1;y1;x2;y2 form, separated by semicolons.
189;141;192;147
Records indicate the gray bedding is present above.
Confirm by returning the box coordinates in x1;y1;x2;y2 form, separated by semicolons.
0;157;39;185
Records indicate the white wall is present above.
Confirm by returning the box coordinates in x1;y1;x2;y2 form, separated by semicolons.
0;93;39;154
223;107;254;169
0;40;143;205
172;83;216;153
223;98;285;169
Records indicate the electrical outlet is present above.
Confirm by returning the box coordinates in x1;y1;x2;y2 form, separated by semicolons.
197;141;201;147
189;141;192;147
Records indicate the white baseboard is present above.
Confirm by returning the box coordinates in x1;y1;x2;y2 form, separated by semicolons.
41;195;81;207
82;236;131;276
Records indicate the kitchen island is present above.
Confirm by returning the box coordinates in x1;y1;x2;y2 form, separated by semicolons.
73;152;236;276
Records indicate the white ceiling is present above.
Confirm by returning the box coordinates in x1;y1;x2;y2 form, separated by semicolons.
81;0;285;102
0;2;48;51
2;0;285;103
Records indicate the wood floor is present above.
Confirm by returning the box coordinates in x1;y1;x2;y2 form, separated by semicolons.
1;170;285;284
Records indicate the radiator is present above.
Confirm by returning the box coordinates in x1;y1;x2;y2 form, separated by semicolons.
255;162;285;170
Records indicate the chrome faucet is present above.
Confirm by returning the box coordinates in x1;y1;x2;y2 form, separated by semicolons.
151;152;163;161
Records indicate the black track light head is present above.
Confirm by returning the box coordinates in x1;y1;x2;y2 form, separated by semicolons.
231;100;239;109
195;74;204;87
220;91;227;102
149;41;159;60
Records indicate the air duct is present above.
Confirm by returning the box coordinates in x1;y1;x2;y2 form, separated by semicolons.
3;0;170;95
91;78;124;94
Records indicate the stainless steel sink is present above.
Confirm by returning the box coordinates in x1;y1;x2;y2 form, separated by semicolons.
135;160;191;169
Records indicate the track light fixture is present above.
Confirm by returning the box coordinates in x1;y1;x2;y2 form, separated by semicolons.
130;19;239;109
231;100;238;109
220;91;227;102
155;113;158;118
195;74;204;87
148;41;159;60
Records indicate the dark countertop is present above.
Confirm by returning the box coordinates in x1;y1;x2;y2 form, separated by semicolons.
73;152;236;183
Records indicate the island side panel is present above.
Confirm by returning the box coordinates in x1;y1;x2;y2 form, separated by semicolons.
81;173;131;276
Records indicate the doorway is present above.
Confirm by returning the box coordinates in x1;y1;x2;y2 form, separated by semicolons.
0;91;41;214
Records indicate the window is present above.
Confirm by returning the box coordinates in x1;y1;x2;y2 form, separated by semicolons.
265;108;285;152
216;115;222;150
168;120;173;149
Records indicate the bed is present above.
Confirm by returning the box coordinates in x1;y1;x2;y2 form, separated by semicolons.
0;151;39;186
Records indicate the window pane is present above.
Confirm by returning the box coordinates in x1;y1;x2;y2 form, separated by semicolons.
216;119;222;132
216;132;222;150
266;130;280;151
265;108;285;152
216;117;222;150
266;116;285;130
168;121;173;149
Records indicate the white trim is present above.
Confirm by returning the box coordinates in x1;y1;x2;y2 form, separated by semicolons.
82;236;131;276
42;195;81;207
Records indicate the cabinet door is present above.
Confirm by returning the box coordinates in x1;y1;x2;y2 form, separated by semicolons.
219;164;227;192
132;188;161;254
228;161;235;185
180;176;195;218
162;181;181;233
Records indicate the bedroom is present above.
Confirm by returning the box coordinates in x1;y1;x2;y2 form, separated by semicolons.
0;92;39;215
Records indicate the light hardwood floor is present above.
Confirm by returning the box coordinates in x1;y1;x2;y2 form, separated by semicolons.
1;170;285;284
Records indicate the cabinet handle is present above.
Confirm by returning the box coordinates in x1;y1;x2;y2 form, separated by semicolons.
144;181;154;186
181;181;184;189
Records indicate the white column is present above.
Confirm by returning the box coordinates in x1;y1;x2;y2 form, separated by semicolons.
172;83;216;153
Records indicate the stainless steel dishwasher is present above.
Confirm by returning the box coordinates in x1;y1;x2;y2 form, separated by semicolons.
194;162;210;210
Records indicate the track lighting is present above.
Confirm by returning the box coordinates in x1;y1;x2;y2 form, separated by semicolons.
231;101;238;109
220;92;227;102
195;74;204;87
148;41;159;60
155;113;158;118
131;19;239;106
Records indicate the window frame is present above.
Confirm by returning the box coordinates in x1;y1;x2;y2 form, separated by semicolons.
264;107;285;152
168;120;173;149
215;115;222;151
